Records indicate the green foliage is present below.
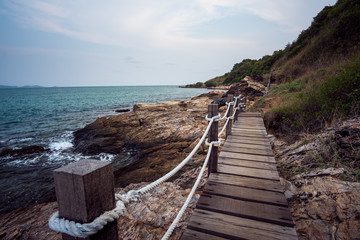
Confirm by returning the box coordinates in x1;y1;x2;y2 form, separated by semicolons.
185;82;204;88
250;97;266;112
283;0;360;63
270;81;304;95
266;57;360;133
204;80;218;87
224;50;283;84
356;170;360;182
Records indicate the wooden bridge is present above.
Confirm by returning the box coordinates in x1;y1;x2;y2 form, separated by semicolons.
181;112;298;240
50;95;298;240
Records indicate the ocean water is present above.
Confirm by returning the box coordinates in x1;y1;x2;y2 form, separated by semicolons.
0;86;211;214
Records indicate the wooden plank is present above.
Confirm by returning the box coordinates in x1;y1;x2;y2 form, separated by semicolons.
221;145;274;156
218;157;277;171
218;164;280;181
196;194;294;227
233;126;266;131
203;182;288;207
209;173;284;192
186;210;298;240
180;229;228;240
239;113;261;117
226;136;272;146
232;130;267;136
235;121;264;124
231;132;268;139
223;142;272;151
219;151;276;163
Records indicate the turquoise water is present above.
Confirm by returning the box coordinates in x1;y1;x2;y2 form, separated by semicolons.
0;86;211;214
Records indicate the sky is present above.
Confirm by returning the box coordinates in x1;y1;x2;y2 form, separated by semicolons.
0;0;337;87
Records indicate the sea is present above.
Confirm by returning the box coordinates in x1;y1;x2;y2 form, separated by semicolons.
0;86;211;214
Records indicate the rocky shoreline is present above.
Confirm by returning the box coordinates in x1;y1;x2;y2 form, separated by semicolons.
1;78;359;239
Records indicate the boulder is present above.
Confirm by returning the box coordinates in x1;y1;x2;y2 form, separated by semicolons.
115;108;131;113
73;96;225;187
196;90;225;99
0;145;48;157
226;76;266;101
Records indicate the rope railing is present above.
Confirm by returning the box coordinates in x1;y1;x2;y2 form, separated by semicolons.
49;93;241;239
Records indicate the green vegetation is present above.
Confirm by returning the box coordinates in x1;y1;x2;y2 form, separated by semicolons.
204;80;217;87
223;50;283;84
266;57;360;133
184;82;204;88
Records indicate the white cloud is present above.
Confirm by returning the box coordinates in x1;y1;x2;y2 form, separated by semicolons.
2;0;320;50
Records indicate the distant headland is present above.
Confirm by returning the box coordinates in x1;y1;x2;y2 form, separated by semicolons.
0;85;44;88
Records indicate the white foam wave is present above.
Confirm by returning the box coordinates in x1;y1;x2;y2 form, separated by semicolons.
9;137;34;143
49;141;73;151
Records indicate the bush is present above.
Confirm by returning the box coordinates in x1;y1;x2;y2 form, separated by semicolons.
205;80;217;87
266;57;360;134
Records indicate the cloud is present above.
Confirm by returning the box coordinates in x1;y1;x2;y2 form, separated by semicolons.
1;0;318;50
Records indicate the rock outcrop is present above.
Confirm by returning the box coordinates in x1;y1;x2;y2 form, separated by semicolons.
227;76;266;101
0;145;48;157
73;95;227;187
274;116;360;240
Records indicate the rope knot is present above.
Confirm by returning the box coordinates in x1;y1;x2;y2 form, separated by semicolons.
205;113;221;121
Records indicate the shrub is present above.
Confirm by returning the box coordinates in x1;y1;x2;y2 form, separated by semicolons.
266;57;360;134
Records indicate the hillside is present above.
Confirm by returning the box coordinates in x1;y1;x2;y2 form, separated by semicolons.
202;0;360;138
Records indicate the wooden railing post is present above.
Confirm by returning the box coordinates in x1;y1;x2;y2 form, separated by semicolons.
226;94;234;138
53;159;119;240
208;104;218;176
234;92;240;122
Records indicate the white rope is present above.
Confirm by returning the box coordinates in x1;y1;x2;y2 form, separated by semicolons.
217;102;232;121
49;199;126;238
138;116;216;194
161;143;214;240
218;117;230;137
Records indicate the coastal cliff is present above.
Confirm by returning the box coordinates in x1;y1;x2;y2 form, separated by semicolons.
73;91;225;187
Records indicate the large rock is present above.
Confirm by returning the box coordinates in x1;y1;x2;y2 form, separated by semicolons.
73;97;228;187
283;176;360;240
274;116;360;240
0;145;48;157
227;76;266;101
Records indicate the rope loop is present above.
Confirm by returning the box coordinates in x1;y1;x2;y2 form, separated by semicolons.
205;139;222;147
205;113;220;122
49;198;127;238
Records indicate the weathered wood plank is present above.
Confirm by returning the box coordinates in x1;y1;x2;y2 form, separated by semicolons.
232;127;267;132
232;129;267;136
208;173;284;192
180;229;228;240
221;145;274;156
230;132;268;139
186;210;297;240
196;194;294;227
218;157;277;170
225;136;272;146
219;151;276;163
223;142;272;151
239;113;262;117
203;182;288;207
218;164;280;181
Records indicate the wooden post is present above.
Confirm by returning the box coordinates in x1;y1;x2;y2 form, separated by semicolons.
53;159;119;240
234;92;240;122
226;94;234;138
208;104;218;176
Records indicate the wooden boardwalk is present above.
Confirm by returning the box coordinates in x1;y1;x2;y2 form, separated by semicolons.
180;112;298;240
